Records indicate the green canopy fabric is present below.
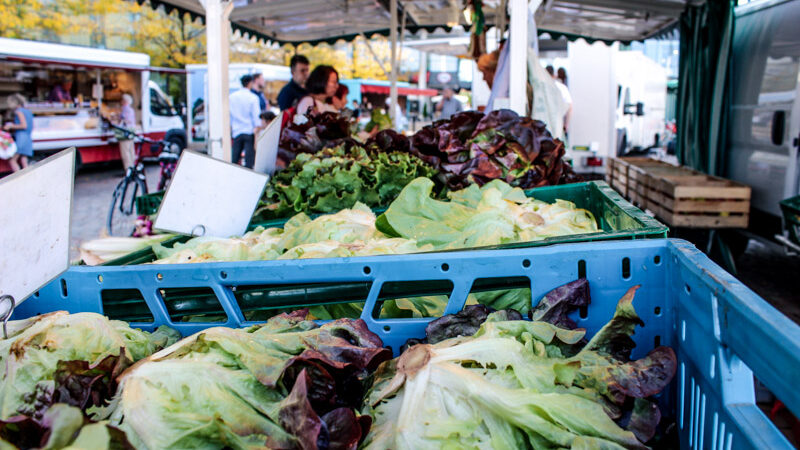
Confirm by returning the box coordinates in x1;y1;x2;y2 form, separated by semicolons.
676;0;734;176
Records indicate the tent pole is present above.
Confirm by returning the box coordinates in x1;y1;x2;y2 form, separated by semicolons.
389;0;398;127
508;0;527;115
200;0;233;161
418;50;427;121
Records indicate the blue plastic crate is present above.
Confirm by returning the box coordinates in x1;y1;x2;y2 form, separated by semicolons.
15;239;800;450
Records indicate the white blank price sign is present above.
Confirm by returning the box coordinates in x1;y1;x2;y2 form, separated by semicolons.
154;150;268;238
253;111;283;175
0;148;74;305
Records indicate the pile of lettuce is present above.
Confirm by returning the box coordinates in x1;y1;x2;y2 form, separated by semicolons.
0;311;392;449
411;109;582;190
0;312;179;448
155;203;429;265
254;133;437;221
277;109;579;198
278;111;353;161
159;178;597;266
363;283;677;449
108;311;390;449
376;177;598;249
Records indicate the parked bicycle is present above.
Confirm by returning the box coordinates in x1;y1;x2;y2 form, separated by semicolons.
106;122;181;236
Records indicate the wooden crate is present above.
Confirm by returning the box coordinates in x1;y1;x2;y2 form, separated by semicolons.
606;158;629;197
609;157;751;228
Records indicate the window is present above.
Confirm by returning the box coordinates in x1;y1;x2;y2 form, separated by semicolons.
150;88;177;116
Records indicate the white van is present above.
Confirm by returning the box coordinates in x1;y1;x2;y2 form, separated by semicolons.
0;38;186;172
727;0;800;230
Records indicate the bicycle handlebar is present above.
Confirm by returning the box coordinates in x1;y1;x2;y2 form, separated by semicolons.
104;120;180;154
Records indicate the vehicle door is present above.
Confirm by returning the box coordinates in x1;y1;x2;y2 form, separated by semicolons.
728;0;800;217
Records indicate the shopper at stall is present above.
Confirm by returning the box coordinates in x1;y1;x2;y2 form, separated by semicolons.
47;80;73;103
251;73;269;112
295;65;339;118
436;86;463;119
3;94;33;172
116;93;137;170
351;100;361;118
277;55;310;110
229;74;262;168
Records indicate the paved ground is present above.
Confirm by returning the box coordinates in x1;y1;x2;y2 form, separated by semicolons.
70;164;161;262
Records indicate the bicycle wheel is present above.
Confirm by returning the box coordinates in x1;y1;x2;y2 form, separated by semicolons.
107;176;140;236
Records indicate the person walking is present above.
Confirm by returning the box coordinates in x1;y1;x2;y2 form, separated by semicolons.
251;73;269;113
435;86;463;120
229;74;262;168
277;55;310;110
3;94;33;172
117;93;137;170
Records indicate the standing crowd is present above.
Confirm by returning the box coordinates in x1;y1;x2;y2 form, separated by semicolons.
229;53;467;168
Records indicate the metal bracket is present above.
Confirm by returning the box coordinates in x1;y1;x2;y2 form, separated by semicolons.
0;295;16;339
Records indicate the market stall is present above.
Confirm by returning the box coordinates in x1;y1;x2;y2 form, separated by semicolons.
0;38;186;171
2;1;799;449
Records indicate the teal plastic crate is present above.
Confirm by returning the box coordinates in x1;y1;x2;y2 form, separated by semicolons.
17;239;800;449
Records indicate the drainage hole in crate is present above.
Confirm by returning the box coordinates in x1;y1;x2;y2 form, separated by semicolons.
220;271;228;279
654;255;661;265
383;325;391;332
654;335;661;347
522;259;531;268
681;321;686;341
441;263;449;272
685;284;691;294
621;257;631;279
156;273;163;281
101;289;154;323
578;260;586;278
363;266;372;275
374;280;453;319
33;291;39;298
579;304;588;319
159;287;227;322
97;275;103;283
654;306;661;316
60;279;68;297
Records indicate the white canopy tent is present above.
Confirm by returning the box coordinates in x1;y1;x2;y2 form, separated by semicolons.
145;0;698;160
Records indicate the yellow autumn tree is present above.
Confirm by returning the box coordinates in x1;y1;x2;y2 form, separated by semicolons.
0;0;409;81
125;2;206;68
0;0;122;43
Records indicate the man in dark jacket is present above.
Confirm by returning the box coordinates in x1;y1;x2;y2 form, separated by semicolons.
277;55;310;110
